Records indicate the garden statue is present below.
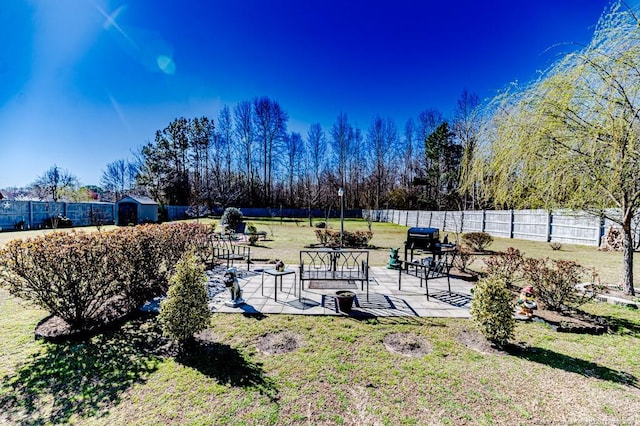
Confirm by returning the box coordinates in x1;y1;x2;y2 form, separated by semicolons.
517;285;537;317
386;247;402;270
275;259;285;272
223;267;244;307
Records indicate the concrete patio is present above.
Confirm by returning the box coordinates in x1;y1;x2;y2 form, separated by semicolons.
209;265;474;318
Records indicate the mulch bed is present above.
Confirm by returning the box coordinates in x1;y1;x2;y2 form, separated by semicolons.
532;309;607;334
34;297;135;342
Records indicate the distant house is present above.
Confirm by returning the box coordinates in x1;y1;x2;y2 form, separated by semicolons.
115;196;158;225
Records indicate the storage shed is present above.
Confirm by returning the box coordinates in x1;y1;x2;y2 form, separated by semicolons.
115;196;158;225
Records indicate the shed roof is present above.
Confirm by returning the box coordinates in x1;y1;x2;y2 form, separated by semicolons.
117;195;158;205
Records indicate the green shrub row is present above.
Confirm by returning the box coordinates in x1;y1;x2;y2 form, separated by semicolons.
0;223;210;331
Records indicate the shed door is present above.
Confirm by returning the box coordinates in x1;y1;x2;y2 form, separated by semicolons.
118;202;138;226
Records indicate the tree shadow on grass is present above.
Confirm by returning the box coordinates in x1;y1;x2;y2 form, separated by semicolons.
507;344;639;388
590;312;640;337
176;338;278;402
0;315;163;425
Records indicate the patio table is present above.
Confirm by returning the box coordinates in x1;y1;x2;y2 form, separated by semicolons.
261;268;297;302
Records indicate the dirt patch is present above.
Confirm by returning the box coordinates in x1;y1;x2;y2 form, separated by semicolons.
383;332;431;357
456;329;508;355
256;331;301;354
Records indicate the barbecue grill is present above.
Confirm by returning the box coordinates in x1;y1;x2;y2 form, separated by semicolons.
404;227;440;262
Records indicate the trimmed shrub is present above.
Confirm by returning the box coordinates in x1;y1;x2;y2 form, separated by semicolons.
0;223;211;332
0;231;121;331
246;223;259;246
470;275;515;347
115;223;210;306
314;228;328;245
314;229;373;248
453;245;473;272
461;232;493;252
221;207;243;231
549;242;562;251
158;253;210;345
345;230;374;248
520;258;599;311
484;247;523;286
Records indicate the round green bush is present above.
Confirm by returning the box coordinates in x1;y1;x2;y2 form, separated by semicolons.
221;207;243;232
470;275;515;347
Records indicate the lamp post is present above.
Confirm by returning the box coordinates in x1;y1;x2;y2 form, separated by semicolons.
338;188;344;248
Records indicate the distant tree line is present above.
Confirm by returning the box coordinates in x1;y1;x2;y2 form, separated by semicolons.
99;92;481;211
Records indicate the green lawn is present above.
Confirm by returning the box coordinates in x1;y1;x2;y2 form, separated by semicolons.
1;220;640;424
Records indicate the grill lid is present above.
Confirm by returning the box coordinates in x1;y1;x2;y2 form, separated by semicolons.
407;227;439;238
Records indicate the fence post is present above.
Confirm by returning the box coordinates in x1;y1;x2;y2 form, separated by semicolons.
598;214;605;247
547;210;552;242
482;210;486;232
510;209;515;239
28;201;33;229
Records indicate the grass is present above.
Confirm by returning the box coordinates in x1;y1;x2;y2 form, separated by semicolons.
1;218;636;283
1;219;640;424
1;293;639;424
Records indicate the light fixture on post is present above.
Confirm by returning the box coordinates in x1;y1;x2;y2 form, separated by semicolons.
338;187;344;248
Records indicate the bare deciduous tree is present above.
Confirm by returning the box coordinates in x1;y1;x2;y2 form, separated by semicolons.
453;89;480;210
100;159;139;201
32;165;78;202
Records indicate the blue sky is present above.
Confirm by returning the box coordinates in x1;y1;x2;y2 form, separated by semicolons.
0;0;620;188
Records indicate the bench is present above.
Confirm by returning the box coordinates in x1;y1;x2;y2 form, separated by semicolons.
197;232;251;270
398;249;456;300
214;246;251;270
299;249;370;298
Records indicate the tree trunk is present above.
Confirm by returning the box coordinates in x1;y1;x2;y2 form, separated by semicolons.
622;217;636;296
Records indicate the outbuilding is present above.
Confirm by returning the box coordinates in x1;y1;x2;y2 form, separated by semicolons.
115;196;158;225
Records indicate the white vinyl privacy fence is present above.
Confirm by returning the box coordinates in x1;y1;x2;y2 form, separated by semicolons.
365;209;633;247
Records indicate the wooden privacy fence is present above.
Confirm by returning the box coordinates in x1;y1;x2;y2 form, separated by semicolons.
365;208;629;247
0;201;191;231
0;201;116;230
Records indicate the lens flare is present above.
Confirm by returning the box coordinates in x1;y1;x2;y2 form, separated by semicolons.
156;55;176;75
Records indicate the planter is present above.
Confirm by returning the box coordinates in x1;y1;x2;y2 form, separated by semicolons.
335;291;356;313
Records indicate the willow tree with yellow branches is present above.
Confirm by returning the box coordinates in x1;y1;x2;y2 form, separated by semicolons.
468;2;640;295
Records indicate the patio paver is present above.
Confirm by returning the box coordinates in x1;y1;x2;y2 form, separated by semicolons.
210;266;474;318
